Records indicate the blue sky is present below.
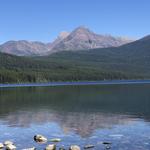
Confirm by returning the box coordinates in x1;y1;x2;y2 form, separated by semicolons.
0;0;150;43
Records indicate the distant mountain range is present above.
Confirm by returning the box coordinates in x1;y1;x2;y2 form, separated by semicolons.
0;26;133;56
0;33;150;83
0;41;50;56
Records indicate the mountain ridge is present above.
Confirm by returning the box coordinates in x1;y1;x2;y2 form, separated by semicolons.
50;26;133;53
0;40;50;56
0;26;133;56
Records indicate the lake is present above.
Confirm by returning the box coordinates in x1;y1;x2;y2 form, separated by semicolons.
0;83;150;149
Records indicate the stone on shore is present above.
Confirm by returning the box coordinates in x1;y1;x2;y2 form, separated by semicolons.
45;144;56;150
4;141;14;146
0;143;4;149
34;134;47;143
69;145;81;150
6;144;16;150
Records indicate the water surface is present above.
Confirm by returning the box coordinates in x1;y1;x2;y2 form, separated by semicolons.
0;84;150;149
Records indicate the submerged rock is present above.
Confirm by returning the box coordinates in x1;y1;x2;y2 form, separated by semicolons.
50;138;61;142
109;134;123;137
6;144;16;150
0;143;4;149
22;147;36;150
69;145;81;150
84;145;95;149
105;145;111;149
45;144;56;150
34;134;47;143
102;142;112;145
59;148;65;150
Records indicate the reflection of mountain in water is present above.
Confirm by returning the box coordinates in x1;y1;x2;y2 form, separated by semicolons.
2;110;133;137
0;84;150;137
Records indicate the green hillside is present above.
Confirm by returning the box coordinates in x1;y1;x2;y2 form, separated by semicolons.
0;52;138;83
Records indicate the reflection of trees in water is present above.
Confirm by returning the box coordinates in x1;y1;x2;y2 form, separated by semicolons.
0;84;150;137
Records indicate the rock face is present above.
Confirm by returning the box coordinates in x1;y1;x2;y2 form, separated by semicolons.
50;26;133;53
49;31;70;50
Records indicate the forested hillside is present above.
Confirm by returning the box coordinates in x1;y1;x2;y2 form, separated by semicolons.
0;52;140;83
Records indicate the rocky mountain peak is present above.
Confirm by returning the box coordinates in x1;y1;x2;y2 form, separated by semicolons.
50;26;133;52
58;31;70;39
73;26;91;33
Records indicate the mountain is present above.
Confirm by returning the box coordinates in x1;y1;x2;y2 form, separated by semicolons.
0;40;50;56
139;35;150;41
0;35;150;83
112;34;150;59
48;31;70;50
50;26;133;52
0;26;133;56
47;34;150;76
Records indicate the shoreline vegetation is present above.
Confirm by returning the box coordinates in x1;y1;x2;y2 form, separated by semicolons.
1;80;150;88
0;67;143;84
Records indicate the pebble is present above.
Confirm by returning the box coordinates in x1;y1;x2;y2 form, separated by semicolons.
34;134;47;143
50;138;61;142
105;145;111;149
0;143;4;149
69;145;81;150
84;145;95;149
59;148;65;150
109;134;123;137
102;142;112;145
6;144;16;150
4;141;14;146
45;144;56;150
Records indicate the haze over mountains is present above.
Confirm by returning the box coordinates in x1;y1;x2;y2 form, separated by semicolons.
0;26;133;56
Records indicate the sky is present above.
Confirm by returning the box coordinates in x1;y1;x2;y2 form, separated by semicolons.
0;0;150;43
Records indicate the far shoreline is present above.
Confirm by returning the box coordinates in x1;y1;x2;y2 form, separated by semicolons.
0;79;150;88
